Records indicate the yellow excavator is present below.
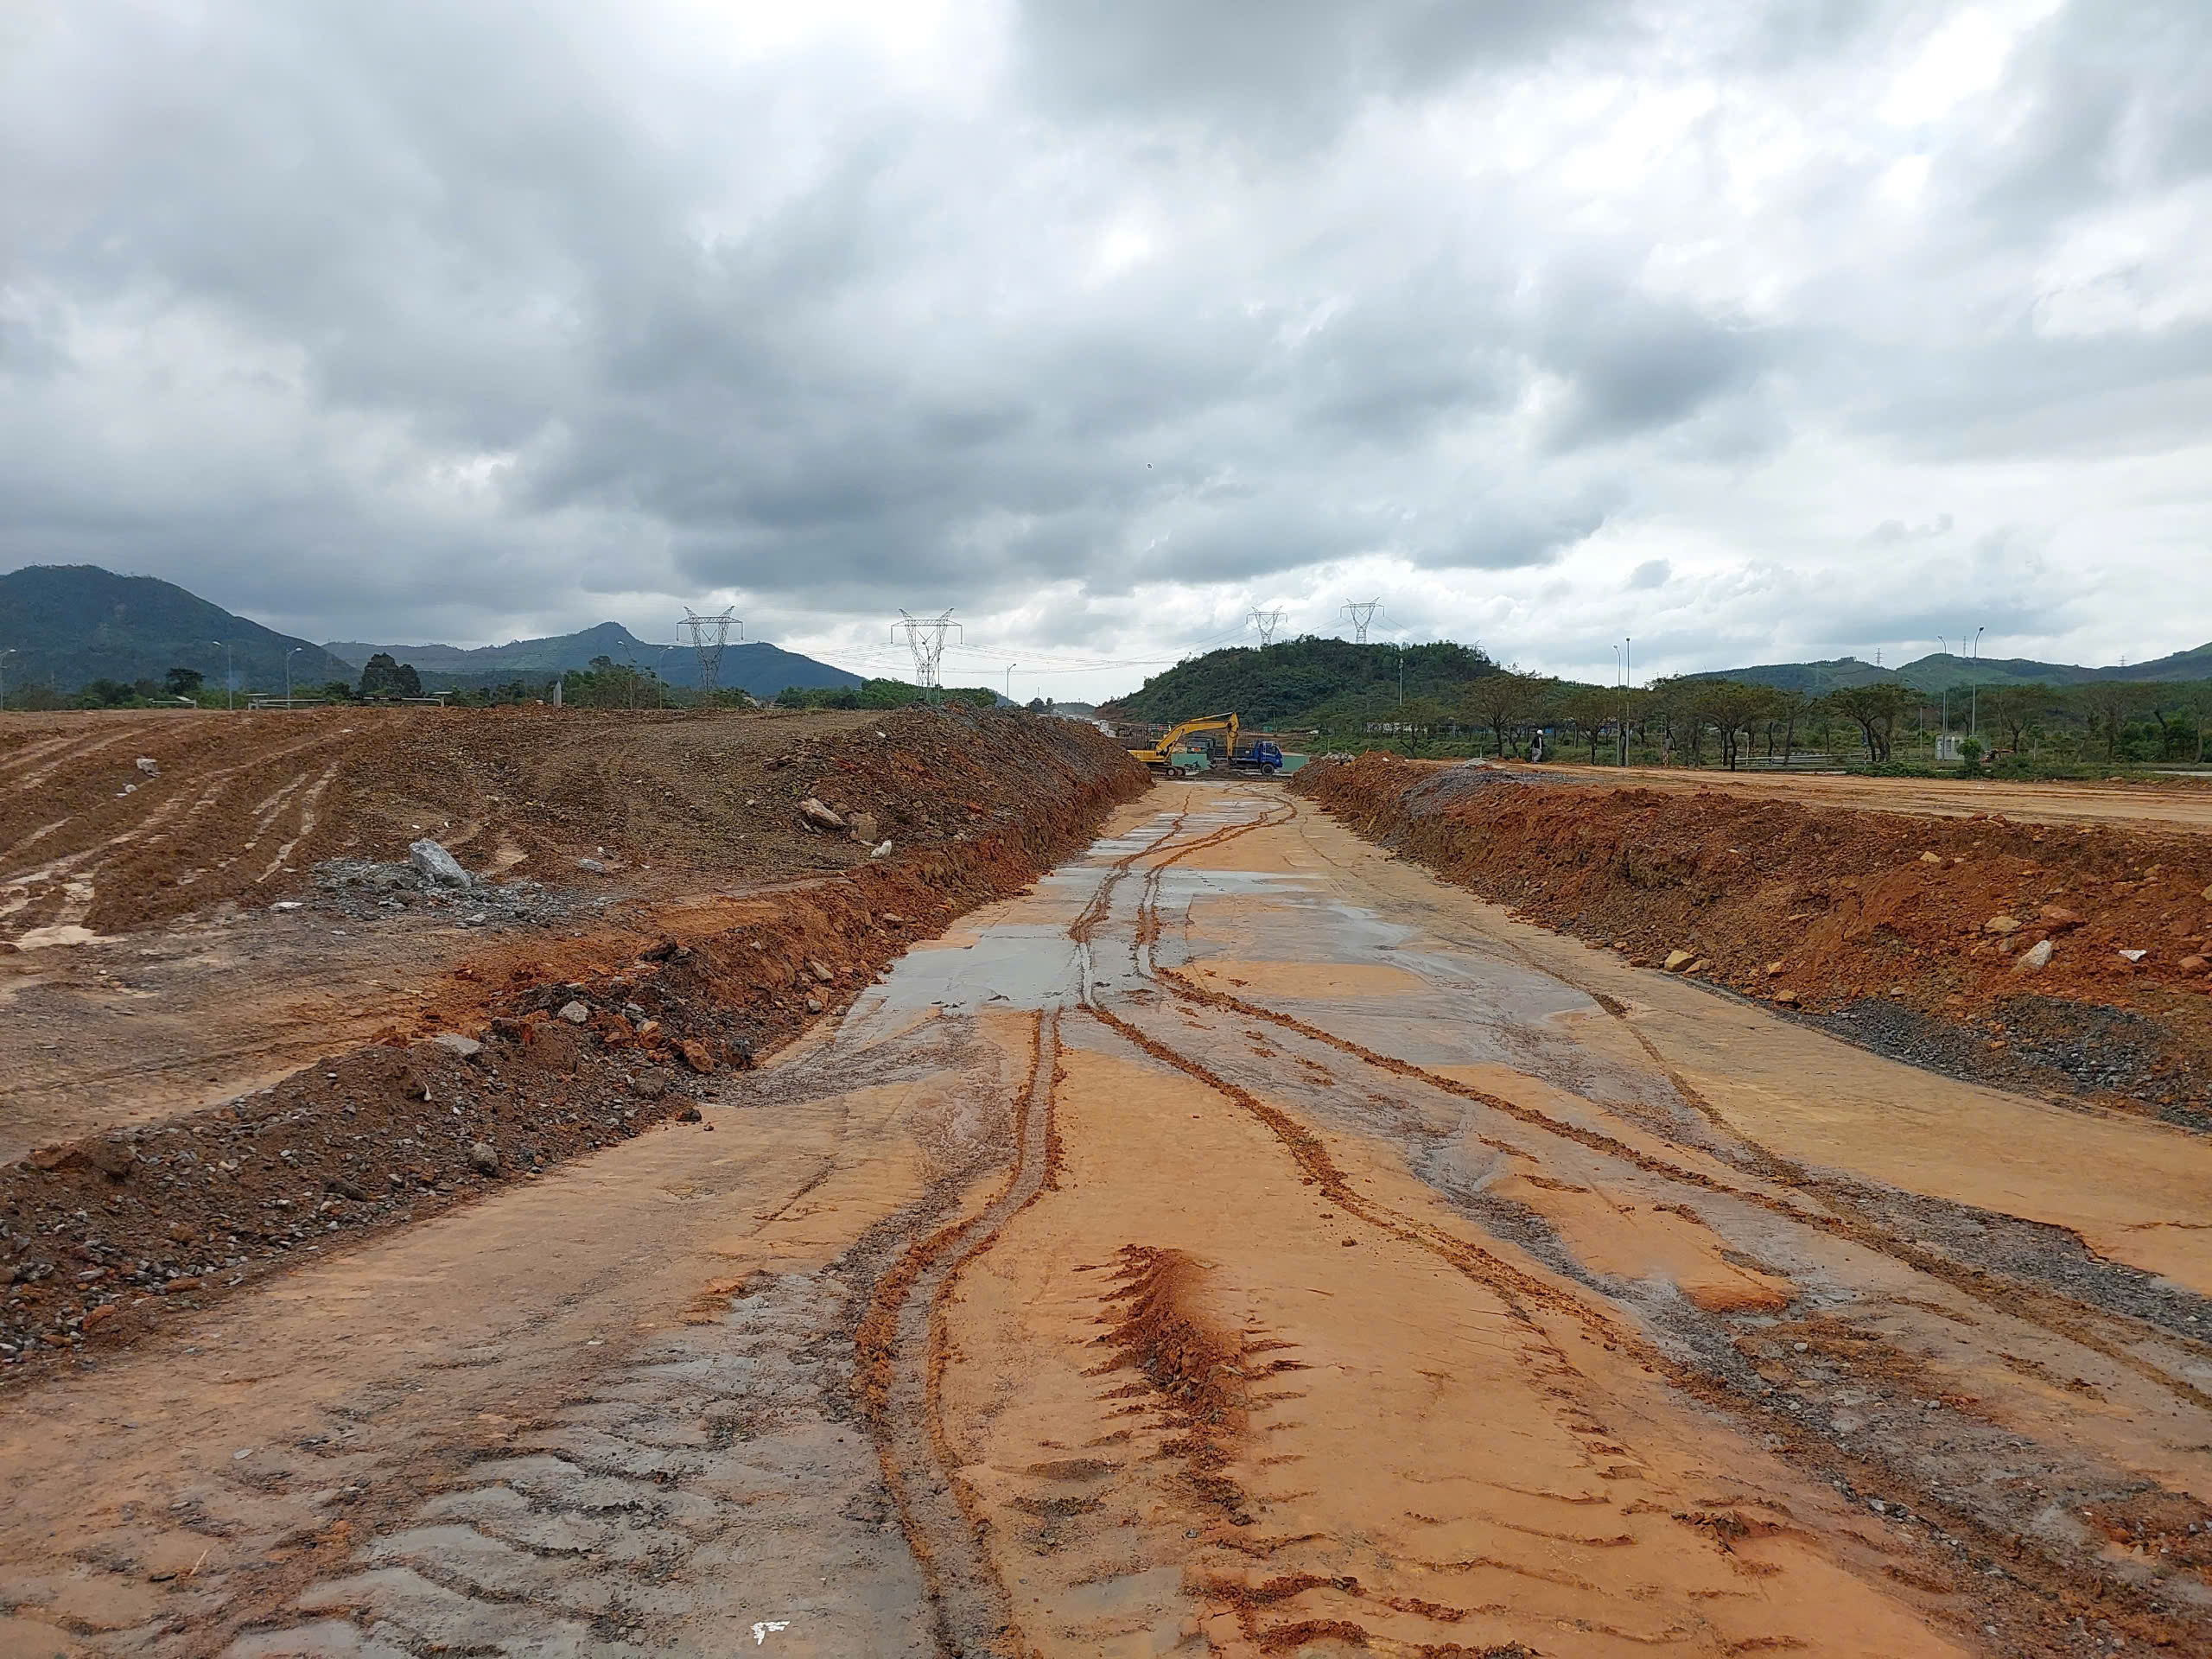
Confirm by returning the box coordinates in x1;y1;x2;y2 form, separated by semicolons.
1127;713;1283;778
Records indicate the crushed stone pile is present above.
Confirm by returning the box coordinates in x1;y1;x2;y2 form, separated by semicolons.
312;853;579;928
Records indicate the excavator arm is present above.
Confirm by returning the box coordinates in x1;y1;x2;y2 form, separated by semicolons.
1129;712;1239;773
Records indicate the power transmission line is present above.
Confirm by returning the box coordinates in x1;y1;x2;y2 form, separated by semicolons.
679;608;742;702
1248;607;1287;647
1340;599;1382;645
892;609;963;696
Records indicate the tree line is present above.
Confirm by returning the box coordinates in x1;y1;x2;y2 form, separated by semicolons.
1357;672;2212;772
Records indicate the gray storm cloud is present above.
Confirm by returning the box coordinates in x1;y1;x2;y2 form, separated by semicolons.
1;0;2207;690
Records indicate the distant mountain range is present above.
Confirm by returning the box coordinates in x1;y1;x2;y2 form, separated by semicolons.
0;564;858;699
324;625;859;698
1696;644;2212;696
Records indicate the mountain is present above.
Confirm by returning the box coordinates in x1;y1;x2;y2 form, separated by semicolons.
325;624;860;699
1702;644;2212;695
0;564;354;696
1682;657;1896;695
2107;641;2212;681
1102;638;1497;728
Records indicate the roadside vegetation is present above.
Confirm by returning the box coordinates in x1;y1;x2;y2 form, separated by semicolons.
773;677;999;710
1099;637;2212;777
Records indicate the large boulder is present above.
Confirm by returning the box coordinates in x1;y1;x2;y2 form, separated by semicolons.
409;839;473;888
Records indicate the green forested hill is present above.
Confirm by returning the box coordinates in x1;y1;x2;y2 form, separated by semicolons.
0;564;354;696
1102;638;1496;728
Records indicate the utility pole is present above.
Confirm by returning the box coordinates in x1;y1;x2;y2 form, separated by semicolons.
680;608;743;704
1340;599;1382;644
1398;644;1406;708
0;648;14;712
1248;607;1287;647
212;640;232;710
892;610;962;701
1937;635;1949;741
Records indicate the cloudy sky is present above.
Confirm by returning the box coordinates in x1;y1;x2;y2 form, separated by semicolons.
3;1;2208;700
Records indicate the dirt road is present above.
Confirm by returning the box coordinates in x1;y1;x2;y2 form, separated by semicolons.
1541;760;2212;834
6;781;2209;1656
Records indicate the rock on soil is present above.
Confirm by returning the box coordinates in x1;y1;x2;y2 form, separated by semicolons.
313;858;573;929
408;838;473;888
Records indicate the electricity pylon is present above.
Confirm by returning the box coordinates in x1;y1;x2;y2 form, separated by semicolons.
680;608;742;701
893;610;963;696
1341;599;1382;645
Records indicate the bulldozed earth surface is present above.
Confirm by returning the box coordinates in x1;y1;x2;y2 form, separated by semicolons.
4;728;2212;1658
1;705;1147;1368
1298;753;2212;1127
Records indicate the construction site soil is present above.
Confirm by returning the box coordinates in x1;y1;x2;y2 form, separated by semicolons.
1296;755;2212;1125
2;705;1147;1372
12;726;2212;1659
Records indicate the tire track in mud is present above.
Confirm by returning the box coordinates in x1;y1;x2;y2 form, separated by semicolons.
856;1009;1063;1658
1177;810;2212;1384
1080;792;1612;1335
851;793;1298;1655
1116;791;2212;1652
1155;945;2212;1414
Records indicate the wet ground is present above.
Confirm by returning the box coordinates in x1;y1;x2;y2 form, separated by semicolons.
5;781;2211;1656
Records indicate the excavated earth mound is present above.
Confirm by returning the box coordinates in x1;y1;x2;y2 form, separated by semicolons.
1;706;1147;1374
1295;753;2212;1122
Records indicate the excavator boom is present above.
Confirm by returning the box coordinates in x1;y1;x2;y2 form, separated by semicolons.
1128;712;1238;774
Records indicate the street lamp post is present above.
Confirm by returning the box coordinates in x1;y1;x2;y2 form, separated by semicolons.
1937;635;1949;745
213;641;232;710
1971;626;1984;741
286;645;303;706
1007;664;1017;702
1620;638;1632;766
0;648;15;712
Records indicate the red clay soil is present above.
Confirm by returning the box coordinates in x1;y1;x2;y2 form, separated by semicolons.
1;708;1148;1375
1;702;1116;940
1295;753;2212;1116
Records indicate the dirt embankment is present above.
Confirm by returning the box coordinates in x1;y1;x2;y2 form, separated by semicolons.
1;707;1148;1373
1295;754;2212;1117
0;702;1114;943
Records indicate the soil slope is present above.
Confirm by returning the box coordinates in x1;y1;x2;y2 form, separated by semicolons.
1295;754;2212;1119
